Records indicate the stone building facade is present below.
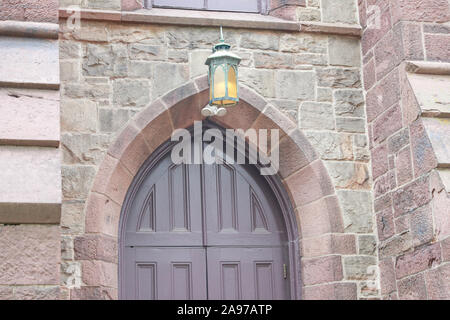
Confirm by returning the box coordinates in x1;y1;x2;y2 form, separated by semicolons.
0;0;448;300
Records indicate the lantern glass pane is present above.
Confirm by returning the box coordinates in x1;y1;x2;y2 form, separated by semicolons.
227;66;237;99
213;65;226;99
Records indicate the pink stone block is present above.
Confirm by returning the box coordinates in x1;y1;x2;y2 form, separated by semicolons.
0;224;60;285
372;104;402;144
296;196;344;238
395;243;441;279
85;192;121;237
0;88;59;147
410;119;438;177
0;0;58;23
301;234;356;258
397;273;427;300
366;68;400;122
390;0;450;24
303;283;357;300
425;34;450;62
379;258;396;295
302;255;343;285
425;263;450;299
284;160;334;208
395;146;413;186
371;143;388;180
74;234;118;263
81;260;118;288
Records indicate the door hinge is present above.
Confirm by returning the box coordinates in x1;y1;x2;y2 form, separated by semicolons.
283;264;288;279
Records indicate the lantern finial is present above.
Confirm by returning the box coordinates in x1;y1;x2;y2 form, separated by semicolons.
219;25;224;43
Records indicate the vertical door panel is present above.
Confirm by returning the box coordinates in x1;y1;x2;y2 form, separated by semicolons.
123;247;207;300
206;247;289;300
125;158;203;246
204;163;288;246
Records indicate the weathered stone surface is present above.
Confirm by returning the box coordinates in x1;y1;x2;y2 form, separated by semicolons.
129;44;167;61
241;32;279;51
396;146;413;186
303;283;357;300
74;234;117;263
301;234;356;257
397;273;427;300
83;43;128;77
0;225;59;285
280;33;327;53
168;50;189;63
0;36;59;87
334;90;365;117
99;109;136;133
359;235;377;256
317;68;361;88
317;87;332;102
276;71;315;100
374;171;396;198
390;0;450;24
71;286;116;300
379;232;413;259
407;73;450;117
379;258;396;295
14;286;60;300
302;255;343;285
0;88;59;147
388;128;410;154
87;0;121;10
392;175;431;217
425;263;450;299
296;7;321;21
166;27;228;50
344;256;377;280
299;102;334;129
254;52;294;69
189;50;210;78
325;162;370;190
63;81;110;101
269;99;298;122
376;207;395;241
321;0;358;24
61;99;97;133
372;104;402;144
305;131;353;160
337;190;373;233
353;134;369;161
62;133;111;165
0;0;58;23
0;146;61;222
374;31;403;81
81;260;117;287
113;79;150;108
395;243;441;279
365;69;400;122
128;61;153;78
336;117;366;133
371;143;388;180
329;36;361;67
62;165;96;200
421;118;450;168
60;40;81;59
152;63;189;98
240;68;275;98
61;201;85;235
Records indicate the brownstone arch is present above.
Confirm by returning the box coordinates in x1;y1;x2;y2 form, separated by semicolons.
77;75;355;300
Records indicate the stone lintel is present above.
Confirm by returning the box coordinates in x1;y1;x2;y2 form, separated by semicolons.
58;8;362;36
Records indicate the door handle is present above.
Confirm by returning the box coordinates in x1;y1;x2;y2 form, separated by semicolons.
283;264;287;279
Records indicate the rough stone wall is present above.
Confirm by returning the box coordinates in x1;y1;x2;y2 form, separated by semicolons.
58;5;383;297
358;0;450;299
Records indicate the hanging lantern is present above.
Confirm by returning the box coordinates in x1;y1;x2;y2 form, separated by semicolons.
202;27;241;117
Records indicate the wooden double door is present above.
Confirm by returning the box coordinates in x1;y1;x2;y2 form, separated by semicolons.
121;145;291;300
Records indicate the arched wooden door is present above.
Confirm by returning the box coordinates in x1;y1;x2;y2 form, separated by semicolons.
120;124;293;300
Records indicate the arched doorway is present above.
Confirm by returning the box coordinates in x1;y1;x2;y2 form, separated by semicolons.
119;122;296;300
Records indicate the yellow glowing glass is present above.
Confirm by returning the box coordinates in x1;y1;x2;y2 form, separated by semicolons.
213;66;226;100
228;67;237;99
